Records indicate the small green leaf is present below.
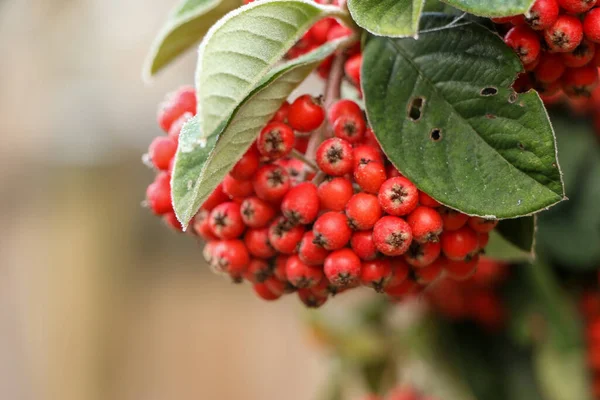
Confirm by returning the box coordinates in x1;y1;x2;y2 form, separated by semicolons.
196;0;345;142
485;230;533;262
347;0;425;38
496;216;535;254
143;0;240;79
172;42;342;227
441;0;535;17
362;14;564;219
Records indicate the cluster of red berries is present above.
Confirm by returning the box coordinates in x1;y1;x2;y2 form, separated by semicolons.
359;386;440;400
144;83;500;307
426;257;509;330
580;291;600;399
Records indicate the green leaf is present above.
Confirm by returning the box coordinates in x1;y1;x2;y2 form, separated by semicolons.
496;216;535;253
441;0;535;17
143;0;240;79
362;14;564;219
485;230;533;262
196;0;346;142
347;0;425;38
172;42;342;228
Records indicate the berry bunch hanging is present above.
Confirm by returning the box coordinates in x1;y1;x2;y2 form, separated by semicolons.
144;85;499;308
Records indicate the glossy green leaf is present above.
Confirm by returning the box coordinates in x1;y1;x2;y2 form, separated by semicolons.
441;0;535;17
143;0;240;79
362;14;564;219
172;42;342;228
347;0;425;38
196;0;345;142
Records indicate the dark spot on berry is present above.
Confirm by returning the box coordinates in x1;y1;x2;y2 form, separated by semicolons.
312;233;327;247
335;272;353;287
267;169;286;187
265;130;283;152
372;278;386;293
213;212;228;227
242;204;254;220
386;232;407;248
407;242;424;260
326;145;344;163
408;97;425;121
343;121;358;137
480;87;498;96
430;129;442;142
272;219;293;237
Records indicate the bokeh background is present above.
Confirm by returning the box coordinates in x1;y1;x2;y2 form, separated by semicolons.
0;1;333;399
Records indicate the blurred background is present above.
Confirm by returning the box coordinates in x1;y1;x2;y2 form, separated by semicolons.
0;1;331;399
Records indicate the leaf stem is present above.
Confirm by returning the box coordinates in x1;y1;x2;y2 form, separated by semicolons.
290;149;318;171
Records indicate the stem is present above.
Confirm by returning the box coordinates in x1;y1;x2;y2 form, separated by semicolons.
290;149;318;171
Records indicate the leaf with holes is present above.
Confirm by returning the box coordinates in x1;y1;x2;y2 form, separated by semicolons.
143;0;240;79
196;0;347;143
362;14;564;219
172;42;343;228
347;0;425;38
441;0;535;17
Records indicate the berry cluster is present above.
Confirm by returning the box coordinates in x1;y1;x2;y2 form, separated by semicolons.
580;291;600;399
359;386;441;400
144;83;500;307
426;257;509;330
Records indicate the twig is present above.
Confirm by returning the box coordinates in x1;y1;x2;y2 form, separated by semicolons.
290;149;318;171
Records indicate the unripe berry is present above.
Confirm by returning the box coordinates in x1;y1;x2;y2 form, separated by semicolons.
253;164;291;203
544;15;583;53
504;25;541;65
439;206;469;231
240;196;276;229
378;177;419;216
318;177;354;211
148;136;177;171
212;239;250;276
407;206;444;243
268;216;305;254
281;182;320;224
230;146;260;180
360;259;393;292
557;0;596;14
313;212;352;250
352;145;383;168
222;174;254;199
441;226;480;261
584;8;600;43
246;258;274;283
562;65;599;97
316;138;354;176
244;228;277;259
350;231;378;261
286;255;324;288
333;113;366;143
404;241;442;268
467;217;499;233
257;122;295;159
525;0;559;31
354;161;387;194
298;231;330;265
157;86;196;132
253;282;281;301
146;172;172;215
297;288;328;308
324;248;362;288
534;52;566;83
209;202;246;239
288;94;325;132
328;99;363;122
561;39;596;68
373;216;413;256
345;193;382;230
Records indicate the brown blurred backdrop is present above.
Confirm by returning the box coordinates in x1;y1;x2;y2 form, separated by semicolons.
0;1;334;399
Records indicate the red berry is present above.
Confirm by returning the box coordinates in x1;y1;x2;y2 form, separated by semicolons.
281;182;320;224
313;212;352;250
212;239;250;277
268;217;305;254
418;191;441;208
333;113;366;143
148;136;177;171
298;231;330;265
584;8;600;43
373;216;413;256
328;99;363;122
562;65;599;97
478;232;490;249
309;17;336;45
467;217;499;233
230;146;260;180
264;277;287;296
407;206;443;243
253;164;291;203
352;145;383;168
354;161;387;194
222;174;254;199
286;255;323;288
317;177;354;211
288;94;325;132
257;122;295;159
414;257;445;284
350;230;378;261
557;0;596;14
253;282;281;301
360;259;393;292
345;193;382;230
316;138;354;176
202;183;229;211
209;202;246;239
525;0;559;31
157;86;196;132
270;101;290;123
324;248;361;288
297;289;328;308
344;53;362;85
439;207;469;231
561;39;596;67
534;52;566;83
163;211;183;231
244;228;277;259
146;173;172;215
441;226;480;261
378;177;419;216
327;24;353;41
544;15;583;53
387;258;410;288
277;157;309;185
240;196;276;229
192;209;219;241
385;277;418;298
504;25;541;65
168;111;193;144
246;258;274;283
404;241;442;268
445;254;480;280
